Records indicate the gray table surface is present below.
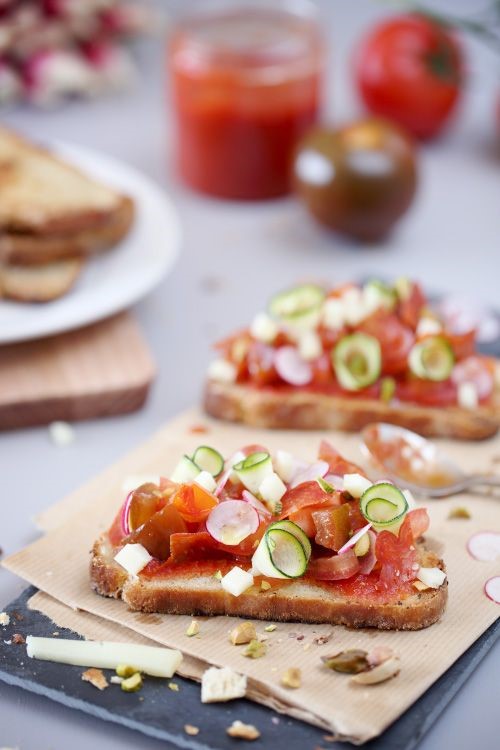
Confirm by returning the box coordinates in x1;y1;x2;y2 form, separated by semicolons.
0;1;499;748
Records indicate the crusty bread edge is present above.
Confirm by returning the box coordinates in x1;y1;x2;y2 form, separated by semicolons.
90;535;448;631
204;380;500;440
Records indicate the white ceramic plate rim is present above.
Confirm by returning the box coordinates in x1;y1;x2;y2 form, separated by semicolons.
0;140;181;345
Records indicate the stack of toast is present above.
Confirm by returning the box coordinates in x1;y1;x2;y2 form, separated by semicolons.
0;128;134;303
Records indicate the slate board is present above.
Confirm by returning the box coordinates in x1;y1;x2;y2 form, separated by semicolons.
0;587;499;750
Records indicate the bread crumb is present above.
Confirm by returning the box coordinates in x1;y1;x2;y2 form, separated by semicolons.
48;421;75;446
184;724;200;736
12;633;25;645
313;632;333;646
0;612;10;627
82;668;108;690
201;666;247;703
448;506;471;520
281;668;301;689
226;720;261;740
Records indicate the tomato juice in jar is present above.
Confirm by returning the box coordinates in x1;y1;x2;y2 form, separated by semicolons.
168;1;324;199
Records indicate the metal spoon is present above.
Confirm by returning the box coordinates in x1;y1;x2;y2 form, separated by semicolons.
360;422;500;498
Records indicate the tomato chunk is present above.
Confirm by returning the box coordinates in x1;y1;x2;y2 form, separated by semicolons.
128;504;187;560
172;484;218;523
280;480;337;519
398;282;426;330
313;503;351;551
360;312;414;376
169;532;230;563
318;440;365;476
308;548;360;581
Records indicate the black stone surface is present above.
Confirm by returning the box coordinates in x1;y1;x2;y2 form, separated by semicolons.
0;587;498;749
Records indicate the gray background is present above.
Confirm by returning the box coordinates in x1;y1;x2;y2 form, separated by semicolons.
0;0;499;747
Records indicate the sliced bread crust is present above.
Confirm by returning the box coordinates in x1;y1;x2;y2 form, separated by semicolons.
90;535;447;631
204;380;500;440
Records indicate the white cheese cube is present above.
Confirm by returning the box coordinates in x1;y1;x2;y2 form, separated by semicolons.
416;566;447;589
194;470;217;493
457;381;478;410
221;566;254;597
259;472;287;507
48;421;75;446
322;298;344;330
297;330;322;361
207;359;237;384
114;544;152;577
343;473;372;498
250;312;279;343
342;287;367;326
274;450;295;483
201;666;247;703
416;317;443;337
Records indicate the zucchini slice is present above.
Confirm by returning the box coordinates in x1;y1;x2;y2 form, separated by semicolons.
360;483;408;529
170;455;201;484
333;333;382;391
252;529;308;579
269;284;325;328
364;279;396;310
408;336;454;382
192;446;224;477
270;519;312;557
233;452;273;496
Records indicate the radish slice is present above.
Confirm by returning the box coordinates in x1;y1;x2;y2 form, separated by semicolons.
274;346;312;386
290;460;329;489
358;531;377;575
452;357;494;399
215;467;232;497
121;492;133;536
337;523;372;555
206;500;259;546
484;576;500;604
242;490;272;518
467;531;500;561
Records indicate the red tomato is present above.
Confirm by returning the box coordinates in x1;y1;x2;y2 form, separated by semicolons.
313;503;351;551
289;505;325;537
310;352;335;386
318;440;365;476
356;15;463;140
247;342;280;386
172;484;218;523
280;480;336;519
398;281;426;330
308;549;360;581
360;312;414;376
128;504;187;560
375;529;418;589
401;508;430;542
169;532;228;563
396;376;457;407
445;329;476;360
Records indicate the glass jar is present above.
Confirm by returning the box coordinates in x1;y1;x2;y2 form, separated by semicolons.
168;1;324;200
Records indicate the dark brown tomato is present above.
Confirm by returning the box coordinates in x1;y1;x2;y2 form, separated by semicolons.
293;118;418;241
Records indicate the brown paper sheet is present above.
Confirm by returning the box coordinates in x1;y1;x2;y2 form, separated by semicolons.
5;408;500;744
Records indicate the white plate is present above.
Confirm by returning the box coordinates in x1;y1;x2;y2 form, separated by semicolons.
0;141;181;345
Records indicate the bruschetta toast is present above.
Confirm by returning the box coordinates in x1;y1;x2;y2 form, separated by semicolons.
91;441;447;630
204;279;500;439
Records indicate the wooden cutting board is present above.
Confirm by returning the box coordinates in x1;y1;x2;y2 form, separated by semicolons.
0;312;155;430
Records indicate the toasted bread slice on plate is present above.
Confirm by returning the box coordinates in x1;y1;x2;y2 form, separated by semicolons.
90;440;448;630
0;258;84;302
0;127;134;263
203;278;500;440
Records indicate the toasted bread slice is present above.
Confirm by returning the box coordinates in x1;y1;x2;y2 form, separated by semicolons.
0;127;134;262
204;380;500;440
91;534;447;631
1;196;134;265
0;258;84;302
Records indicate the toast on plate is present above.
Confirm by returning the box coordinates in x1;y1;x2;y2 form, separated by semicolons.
91;440;448;630
0;258;84;302
204;278;500;439
0;126;134;265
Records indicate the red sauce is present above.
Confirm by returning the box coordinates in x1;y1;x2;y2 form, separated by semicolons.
168;5;324;199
